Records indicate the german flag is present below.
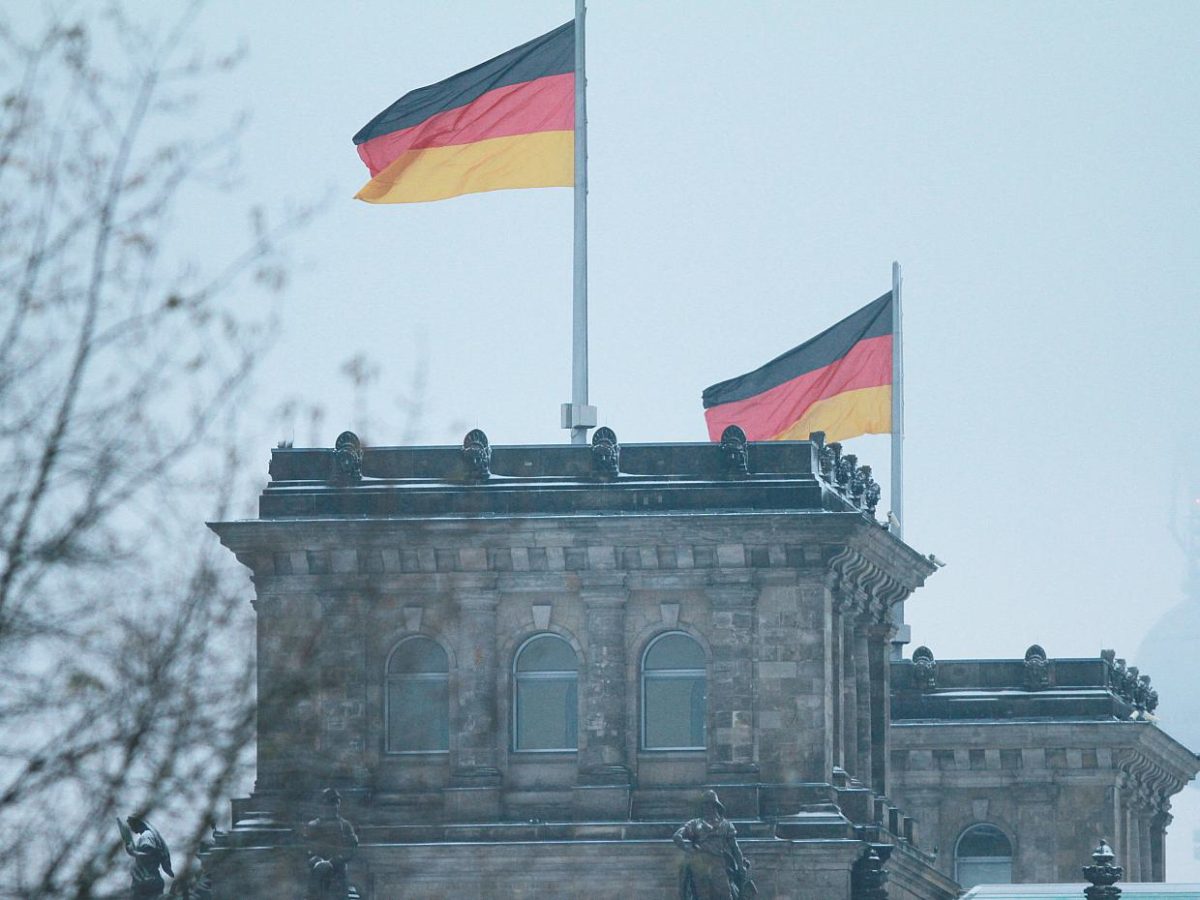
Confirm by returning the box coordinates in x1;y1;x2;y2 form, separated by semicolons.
702;292;894;443
353;22;574;204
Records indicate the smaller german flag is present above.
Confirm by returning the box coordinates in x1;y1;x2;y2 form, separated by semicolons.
353;21;574;204
702;293;894;444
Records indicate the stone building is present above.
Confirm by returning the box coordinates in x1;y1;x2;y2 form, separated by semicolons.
889;648;1198;891
206;429;1197;899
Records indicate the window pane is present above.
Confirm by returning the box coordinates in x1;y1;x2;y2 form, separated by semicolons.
645;633;704;670
645;676;706;748
516;636;577;672
956;858;1012;889
958;825;1012;857
388;678;448;751
516;678;577;749
388;638;448;674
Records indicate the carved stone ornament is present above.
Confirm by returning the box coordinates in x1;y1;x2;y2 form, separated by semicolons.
590;426;620;479
821;441;843;483
329;431;363;484
117;814;173;899
850;844;890;900
1082;839;1123;899
719;425;750;477
911;646;937;693
836;453;857;492
1134;674;1151;715
850;464;868;505
1144;679;1159;716
863;475;882;516
1023;644;1050;692
461;429;491;481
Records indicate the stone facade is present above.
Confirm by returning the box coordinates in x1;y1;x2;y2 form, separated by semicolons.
208;433;958;899
890;651;1199;889
206;431;1198;899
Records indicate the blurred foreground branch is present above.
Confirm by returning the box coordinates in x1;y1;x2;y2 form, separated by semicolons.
0;5;313;897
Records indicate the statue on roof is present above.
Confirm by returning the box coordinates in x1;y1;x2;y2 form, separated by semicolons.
117;814;174;898
303;788;359;900
673;790;756;899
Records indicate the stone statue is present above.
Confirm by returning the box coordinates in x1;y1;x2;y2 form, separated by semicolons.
117;815;174;898
673;790;756;899
303;788;359;900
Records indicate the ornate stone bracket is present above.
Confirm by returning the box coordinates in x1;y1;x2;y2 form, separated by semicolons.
829;546;917;627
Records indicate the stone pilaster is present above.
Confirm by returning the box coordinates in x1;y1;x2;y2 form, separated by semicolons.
708;574;758;776
574;573;631;819
854;613;873;788
446;589;501;820
755;567;832;812
314;590;369;787
253;591;322;800
840;604;860;783
831;598;845;771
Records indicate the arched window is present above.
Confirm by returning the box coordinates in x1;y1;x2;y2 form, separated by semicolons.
386;637;449;753
514;634;578;751
954;824;1013;889
642;632;706;750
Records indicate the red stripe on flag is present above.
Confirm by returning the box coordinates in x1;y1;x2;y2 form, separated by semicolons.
704;334;892;441
357;72;574;177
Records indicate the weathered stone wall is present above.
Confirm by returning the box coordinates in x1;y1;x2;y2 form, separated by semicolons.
205;835;959;900
216;512;924;825
889;720;1197;884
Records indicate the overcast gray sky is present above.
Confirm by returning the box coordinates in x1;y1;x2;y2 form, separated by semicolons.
208;0;1200;873
34;0;1200;876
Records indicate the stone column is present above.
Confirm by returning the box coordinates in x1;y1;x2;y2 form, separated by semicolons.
1138;800;1153;882
1121;784;1141;881
830;600;844;771
446;588;502;820
574;573;631;819
867;613;895;795
1151;809;1171;881
840;605;860;783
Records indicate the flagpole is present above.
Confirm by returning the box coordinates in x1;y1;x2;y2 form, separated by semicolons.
890;259;909;658
562;0;596;444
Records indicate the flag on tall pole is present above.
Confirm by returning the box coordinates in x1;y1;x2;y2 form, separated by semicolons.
701;291;896;444
352;11;596;444
353;21;575;204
